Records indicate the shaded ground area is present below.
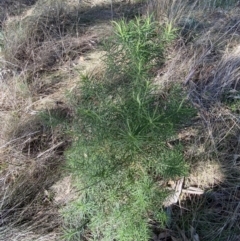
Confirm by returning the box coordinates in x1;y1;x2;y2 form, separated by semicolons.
0;0;38;27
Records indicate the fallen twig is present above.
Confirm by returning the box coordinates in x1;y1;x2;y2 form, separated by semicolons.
37;141;64;158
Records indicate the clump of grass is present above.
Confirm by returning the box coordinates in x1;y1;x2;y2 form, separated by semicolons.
1;0;93;79
62;15;196;241
0;114;68;241
0;0;38;17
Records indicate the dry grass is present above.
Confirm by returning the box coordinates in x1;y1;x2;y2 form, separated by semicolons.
2;0;97;79
145;0;240;240
0;114;69;241
0;0;38;28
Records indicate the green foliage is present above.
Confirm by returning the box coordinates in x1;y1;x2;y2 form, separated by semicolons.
39;109;69;128
222;90;240;113
63;15;196;241
104;16;177;80
203;0;238;8
215;0;238;8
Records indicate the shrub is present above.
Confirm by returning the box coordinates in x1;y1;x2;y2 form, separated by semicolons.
63;16;196;241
